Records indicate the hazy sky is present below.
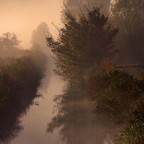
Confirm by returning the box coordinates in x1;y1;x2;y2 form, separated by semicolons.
0;0;63;48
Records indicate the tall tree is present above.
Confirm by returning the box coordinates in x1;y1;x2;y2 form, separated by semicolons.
47;8;118;81
31;22;51;54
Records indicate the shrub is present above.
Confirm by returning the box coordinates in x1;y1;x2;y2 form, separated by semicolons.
85;65;144;122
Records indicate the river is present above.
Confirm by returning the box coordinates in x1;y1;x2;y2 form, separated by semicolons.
10;60;66;144
6;58;115;144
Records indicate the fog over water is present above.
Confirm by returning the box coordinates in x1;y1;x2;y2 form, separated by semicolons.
0;0;144;144
0;1;117;143
8;59;116;144
0;1;66;143
10;59;66;144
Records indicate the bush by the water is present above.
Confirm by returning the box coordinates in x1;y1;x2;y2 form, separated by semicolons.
85;64;144;143
0;51;47;143
85;64;144;122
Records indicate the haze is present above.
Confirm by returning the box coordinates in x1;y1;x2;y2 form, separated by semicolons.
0;0;63;48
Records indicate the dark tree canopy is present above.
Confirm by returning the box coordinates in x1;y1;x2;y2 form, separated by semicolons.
47;8;118;81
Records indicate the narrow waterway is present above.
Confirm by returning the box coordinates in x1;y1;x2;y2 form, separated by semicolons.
10;61;66;144
6;57;116;144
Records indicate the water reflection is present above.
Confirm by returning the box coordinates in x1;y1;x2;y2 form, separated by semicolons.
0;59;117;144
9;62;65;144
0;85;39;144
0;55;47;144
48;84;116;144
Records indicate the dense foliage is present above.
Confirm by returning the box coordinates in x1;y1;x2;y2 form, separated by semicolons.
0;51;47;143
47;4;144;143
47;9;118;82
86;65;144;120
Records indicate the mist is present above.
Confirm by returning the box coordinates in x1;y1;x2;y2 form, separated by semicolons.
0;0;63;48
0;0;144;144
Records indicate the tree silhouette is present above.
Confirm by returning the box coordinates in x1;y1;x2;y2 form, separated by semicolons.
0;32;20;50
47;8;118;81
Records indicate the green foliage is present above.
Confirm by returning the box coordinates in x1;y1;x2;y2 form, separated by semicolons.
85;66;144;122
132;95;144;121
124;120;144;144
47;8;118;81
85;65;144;142
121;95;144;144
115;120;144;144
47;3;144;143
